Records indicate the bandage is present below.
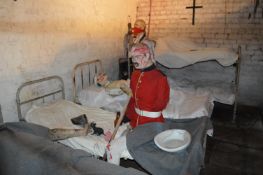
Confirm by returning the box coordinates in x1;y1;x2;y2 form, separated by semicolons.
129;43;150;58
95;73;110;87
129;42;156;65
132;27;145;35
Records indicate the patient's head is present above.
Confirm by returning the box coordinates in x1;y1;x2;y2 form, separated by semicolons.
132;19;146;37
129;43;154;70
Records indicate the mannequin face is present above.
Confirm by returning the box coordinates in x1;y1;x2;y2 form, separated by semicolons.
132;20;146;37
130;43;154;70
131;53;153;69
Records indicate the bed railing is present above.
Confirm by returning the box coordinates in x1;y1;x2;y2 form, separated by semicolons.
16;76;65;121
232;45;242;122
72;59;103;103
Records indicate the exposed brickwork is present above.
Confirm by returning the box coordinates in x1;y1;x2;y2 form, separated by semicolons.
137;0;263;108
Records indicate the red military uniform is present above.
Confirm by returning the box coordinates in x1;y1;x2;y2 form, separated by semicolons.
125;65;170;128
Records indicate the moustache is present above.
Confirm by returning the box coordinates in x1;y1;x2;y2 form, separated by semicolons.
133;62;139;67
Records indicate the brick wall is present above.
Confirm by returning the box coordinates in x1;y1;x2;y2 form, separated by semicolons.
137;0;263;108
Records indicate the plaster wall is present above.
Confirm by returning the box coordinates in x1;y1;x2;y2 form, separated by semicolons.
0;0;138;121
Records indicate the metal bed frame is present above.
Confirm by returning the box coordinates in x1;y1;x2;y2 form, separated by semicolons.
16;76;65;121
72;59;103;103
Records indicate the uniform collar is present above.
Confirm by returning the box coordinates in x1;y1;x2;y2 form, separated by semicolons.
141;64;156;72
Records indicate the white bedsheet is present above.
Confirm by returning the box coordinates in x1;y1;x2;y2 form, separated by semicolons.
155;37;238;68
25;100;132;158
163;87;214;119
60;123;132;158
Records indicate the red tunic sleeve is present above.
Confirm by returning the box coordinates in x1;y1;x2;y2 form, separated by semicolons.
125;73;136;120
125;96;135;120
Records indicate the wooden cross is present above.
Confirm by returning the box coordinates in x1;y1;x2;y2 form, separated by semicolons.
186;0;203;25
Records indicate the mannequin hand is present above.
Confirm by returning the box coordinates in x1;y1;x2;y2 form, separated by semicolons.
96;73;110;87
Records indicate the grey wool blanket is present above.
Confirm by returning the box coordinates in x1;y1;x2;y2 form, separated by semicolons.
0;122;147;175
126;117;212;175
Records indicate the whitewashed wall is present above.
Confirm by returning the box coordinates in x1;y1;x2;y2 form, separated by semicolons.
0;0;138;122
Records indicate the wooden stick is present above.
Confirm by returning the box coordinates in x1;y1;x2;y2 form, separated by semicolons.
103;96;131;160
109;96;131;142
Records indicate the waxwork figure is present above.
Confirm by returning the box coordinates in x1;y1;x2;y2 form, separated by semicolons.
97;42;169;165
126;43;169;128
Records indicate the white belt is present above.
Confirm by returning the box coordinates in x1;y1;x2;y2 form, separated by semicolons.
135;108;162;118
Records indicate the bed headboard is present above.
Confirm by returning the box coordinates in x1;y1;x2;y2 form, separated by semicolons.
72;59;103;103
16;76;65;121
